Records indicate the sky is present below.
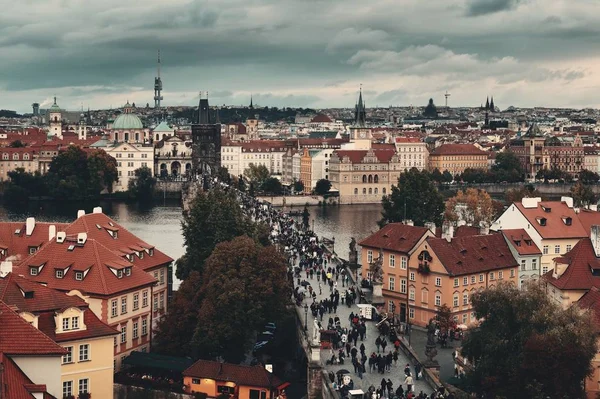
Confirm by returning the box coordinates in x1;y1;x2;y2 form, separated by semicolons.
2;0;600;113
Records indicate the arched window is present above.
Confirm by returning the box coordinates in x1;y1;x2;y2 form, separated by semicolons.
374;175;379;183
383;188;386;194
156;134;159;141
368;188;372;194
368;175;373;183
362;175;367;183
114;132;119;141
124;132;129;142
362;188;366;195
374;188;378;194
354;188;358;195
135;133;140;142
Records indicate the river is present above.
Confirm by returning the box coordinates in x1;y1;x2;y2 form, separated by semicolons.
0;201;383;289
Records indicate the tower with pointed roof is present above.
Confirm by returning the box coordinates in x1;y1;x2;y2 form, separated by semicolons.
349;87;372;145
48;97;63;139
154;50;163;108
192;91;221;176
249;94;254;109
485;96;490;110
490;96;495;112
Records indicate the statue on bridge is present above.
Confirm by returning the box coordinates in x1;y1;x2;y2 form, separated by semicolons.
312;319;321;345
348;237;358;265
370;248;384;284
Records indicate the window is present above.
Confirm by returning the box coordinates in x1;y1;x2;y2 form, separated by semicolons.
471;276;475;284
121;297;127;314
111;300;118;317
72;316;79;330
409;272;415;281
401;257;407;270
409;288;415;301
462;313;468;325
554;245;560;254
153;271;158;281
79;344;89;361
453;294;459;307
463;277;468;286
153;294;159;311
521;259;527;270
367;250;373;263
142;290;148;307
435;277;441;287
435;293;441;306
192;378;200;385
542;266;548;274
62;347;73;364
62;318;70;331
400;279;407;294
421;289;428;303
409;308;414;319
29;267;38;276
160;269;165;284
566;244;572;252
63;381;73;397
389;254;395;268
454;278;459;287
389;277;395;291
78;378;89;394
56;269;63;278
159;292;165;309
133;293;139;310
463;293;469;306
510;269;515;278
543;245;549;255
479;274;484;282
490;272;495;280
133;321;139;339
142;318;148;336
120;325;127;344
75;271;83;281
498;271;503;279
532;259;537;270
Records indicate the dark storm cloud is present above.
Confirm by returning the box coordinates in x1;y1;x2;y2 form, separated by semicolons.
466;0;525;16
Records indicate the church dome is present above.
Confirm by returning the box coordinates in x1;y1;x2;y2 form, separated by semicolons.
112;113;143;129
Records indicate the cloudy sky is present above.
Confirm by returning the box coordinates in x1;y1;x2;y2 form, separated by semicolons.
2;0;599;113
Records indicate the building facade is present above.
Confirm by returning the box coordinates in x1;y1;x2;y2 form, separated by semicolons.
394;137;428;171
0;148;39;181
428;144;489;175
105;142;155;191
154;135;192;177
502;229;542;289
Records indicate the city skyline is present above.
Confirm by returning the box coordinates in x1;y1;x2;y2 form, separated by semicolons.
2;0;600;113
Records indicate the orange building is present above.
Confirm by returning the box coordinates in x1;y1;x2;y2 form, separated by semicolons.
300;147;312;193
359;223;434;320
407;233;518;327
428;144;489;176
183;359;288;398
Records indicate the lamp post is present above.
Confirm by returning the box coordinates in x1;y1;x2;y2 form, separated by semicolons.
304;303;309;332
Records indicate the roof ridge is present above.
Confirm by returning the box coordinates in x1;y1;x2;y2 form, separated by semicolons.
91;240;109;295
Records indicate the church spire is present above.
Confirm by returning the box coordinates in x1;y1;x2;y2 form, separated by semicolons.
485;96;490;110
490;96;495;112
354;85;366;127
249;94;253;109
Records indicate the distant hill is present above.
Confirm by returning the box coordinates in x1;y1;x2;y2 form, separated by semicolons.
0;110;22;118
173;106;315;124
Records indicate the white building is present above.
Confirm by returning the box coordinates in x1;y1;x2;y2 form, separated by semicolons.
105;142;154;191
393;137;428;171
48;97;63;139
309;149;334;189
221;141;287;177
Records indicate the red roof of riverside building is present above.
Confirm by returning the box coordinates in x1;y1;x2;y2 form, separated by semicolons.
184;360;285;389
502;229;542;255
0;353;56;399
394;137;422;143
430;144;487;156
311;113;333;123
334;149;396;164
0;221;68;261
544;238;600;291
37;308;118;343
15;236;156;297
0;300;66;356
514;201;588;239
359;223;430;254
427;234;518;276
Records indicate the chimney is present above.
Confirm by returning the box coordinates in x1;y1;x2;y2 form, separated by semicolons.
25;217;35;236
591;225;600;257
93;207;102;214
56;232;66;243
0;260;12;277
591;205;598;212
48;225;56;241
479;221;489;236
561;196;574;208
442;222;454;242
77;233;87;245
521;197;542;209
424;222;436;235
403;219;414;226
77;210;85;218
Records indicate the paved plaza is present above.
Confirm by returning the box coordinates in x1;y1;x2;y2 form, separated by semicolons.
295;271;434;396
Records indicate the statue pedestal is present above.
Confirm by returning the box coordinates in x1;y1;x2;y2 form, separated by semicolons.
371;282;385;305
309;343;321;363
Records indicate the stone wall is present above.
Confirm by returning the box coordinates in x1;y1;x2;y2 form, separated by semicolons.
258;195;323;207
446;182;600;197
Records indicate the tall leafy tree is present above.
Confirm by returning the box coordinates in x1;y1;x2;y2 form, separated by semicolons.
314;179;332;195
261;177;283;195
579;169;600;185
293;179;304;193
192;236;291;362
380;168;444;226
128;166;157;203
444;188;495;227
570;181;597;207
461;284;596;399
491;151;523;182
175;187;269;280
244;163;270;187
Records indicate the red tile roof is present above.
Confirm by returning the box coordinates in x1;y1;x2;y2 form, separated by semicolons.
501;229;542;255
576;208;600;235
334;149;396;164
184;360;284;389
454;226;482;238
1;353;54;399
311;114;333;123
0;273;85;312
545;238;600;290
577;287;600;331
394;137;422;143
15;237;156;297
0;221;68;262
427;234;518;276
359;223;430;254
514;201;588;239
37;308;118;343
64;212;173;272
0;300;66;356
430;144;487;156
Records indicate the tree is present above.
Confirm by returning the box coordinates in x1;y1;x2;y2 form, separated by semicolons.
430;168;443;183
458;168;489;184
461;284;597;399
491;151;523;182
380;168;444;226
192;236;291;362
442;170;453;183
314;179;332;195
175;187;269;280
128;166;157;203
434;304;454;334
244;163;270;186
86;149;118;194
505;185;542;204
293;179;304;193
9;140;24;148
579;169;600;185
444;188;495;227
217;166;231;184
261;177;283;195
570;181;597;207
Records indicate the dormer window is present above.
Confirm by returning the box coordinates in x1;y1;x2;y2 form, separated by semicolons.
56;270;64;279
149;248;154;256
138;252;144;259
117;270;124;279
75;271;84;281
30;267;38;276
562;217;572;226
536;217;547;226
514;240;521;247
23;291;34;299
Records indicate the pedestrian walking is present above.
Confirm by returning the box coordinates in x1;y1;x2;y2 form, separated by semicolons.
375;336;381;353
404;374;413;393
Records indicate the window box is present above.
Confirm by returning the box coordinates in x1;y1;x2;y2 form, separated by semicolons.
417;263;430;274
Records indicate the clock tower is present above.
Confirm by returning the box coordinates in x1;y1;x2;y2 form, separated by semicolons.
349;87;372;148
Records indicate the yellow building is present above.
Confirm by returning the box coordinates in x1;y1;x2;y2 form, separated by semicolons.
0;147;39;181
428;143;488;175
300;147;313;193
183;359;288;398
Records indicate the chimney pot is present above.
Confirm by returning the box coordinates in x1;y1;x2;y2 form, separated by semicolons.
77;210;85;218
48;225;56;241
25;217;35;236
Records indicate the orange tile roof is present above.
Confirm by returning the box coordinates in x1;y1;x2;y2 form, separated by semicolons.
0;273;85;312
394;137;422;143
501;229;542;255
430;144;487;156
334;149;396;164
576;208;600;235
37;308;118;343
577;286;600;331
514;201;588;239
311;113;332;123
545;238;600;290
1;353;54;399
184;360;284;389
0;222;69;262
0;300;66;356
427;234;518;276
359;223;430;254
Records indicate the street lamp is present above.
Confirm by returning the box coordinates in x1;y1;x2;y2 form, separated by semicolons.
304;303;309;332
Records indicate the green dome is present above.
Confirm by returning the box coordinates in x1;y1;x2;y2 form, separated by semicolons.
112;113;143;130
153;121;173;133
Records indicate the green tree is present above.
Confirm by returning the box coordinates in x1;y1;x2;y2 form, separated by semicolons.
261;177;283;195
380;168;444;226
430;168;443;183
217;166;231;184
442;170;453;183
293;179;304;193
579;169;600;185
505;185;542;204
244;163;270;186
9;140;24;148
434;303;454;334
175;187;269;280
570;181;597;207
192;236;291;362
128;166;157;203
314;179;332;195
492;151;523;182
461;284;597;399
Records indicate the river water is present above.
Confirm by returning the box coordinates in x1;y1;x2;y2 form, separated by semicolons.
0;201;383;289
